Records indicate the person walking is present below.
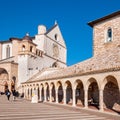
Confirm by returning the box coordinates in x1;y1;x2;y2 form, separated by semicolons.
5;89;11;101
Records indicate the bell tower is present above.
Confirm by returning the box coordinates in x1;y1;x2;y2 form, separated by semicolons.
34;25;47;52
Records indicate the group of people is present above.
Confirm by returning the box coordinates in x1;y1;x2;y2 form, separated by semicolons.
5;89;16;101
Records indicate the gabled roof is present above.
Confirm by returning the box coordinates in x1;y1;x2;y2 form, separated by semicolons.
88;10;120;27
45;24;58;35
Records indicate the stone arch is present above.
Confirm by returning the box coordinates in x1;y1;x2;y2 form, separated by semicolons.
0;68;9;92
57;81;63;103
64;80;72;104
103;75;120;111
87;78;99;107
102;75;119;90
74;79;84;106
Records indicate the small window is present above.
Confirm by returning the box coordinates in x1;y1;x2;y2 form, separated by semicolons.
55;34;58;41
52;62;58;67
30;46;33;52
6;45;10;58
106;28;112;42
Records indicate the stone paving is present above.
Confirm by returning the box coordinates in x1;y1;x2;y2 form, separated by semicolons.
0;95;120;120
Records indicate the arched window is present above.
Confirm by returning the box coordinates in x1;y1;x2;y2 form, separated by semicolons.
22;45;25;51
54;34;59;41
107;28;112;42
6;45;10;58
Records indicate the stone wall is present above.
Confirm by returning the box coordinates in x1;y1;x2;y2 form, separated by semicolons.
93;15;120;57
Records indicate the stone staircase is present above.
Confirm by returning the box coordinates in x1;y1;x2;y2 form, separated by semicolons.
0;95;119;120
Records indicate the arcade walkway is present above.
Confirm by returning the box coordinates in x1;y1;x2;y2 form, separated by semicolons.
0;95;119;120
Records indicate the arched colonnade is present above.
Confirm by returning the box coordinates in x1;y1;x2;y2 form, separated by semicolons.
22;72;120;112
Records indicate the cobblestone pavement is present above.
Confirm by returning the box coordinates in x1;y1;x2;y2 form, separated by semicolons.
0;95;120;120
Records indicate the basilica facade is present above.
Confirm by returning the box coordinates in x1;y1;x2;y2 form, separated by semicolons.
0;23;67;93
22;11;120;112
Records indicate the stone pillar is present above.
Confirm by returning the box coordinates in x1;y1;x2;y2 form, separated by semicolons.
24;88;26;99
56;89;58;103
36;87;39;101
63;88;66;105
26;88;28;99
84;89;88;108
39;88;42;101
99;89;104;111
44;88;47;102
72;89;76;106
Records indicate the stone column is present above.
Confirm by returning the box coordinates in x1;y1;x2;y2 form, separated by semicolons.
24;88;26;99
72;89;76;106
84;89;88;108
36;87;39;101
56;89;58;103
44;88;47;102
39;88;42;101
63;88;66;105
49;88;52;102
29;88;31;100
99;89;104;111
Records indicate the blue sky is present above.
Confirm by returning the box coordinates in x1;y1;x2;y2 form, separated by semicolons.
0;0;119;66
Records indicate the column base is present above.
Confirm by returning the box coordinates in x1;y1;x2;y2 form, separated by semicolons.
72;104;76;107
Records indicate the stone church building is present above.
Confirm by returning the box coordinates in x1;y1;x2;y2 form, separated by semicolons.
0;23;67;93
1;10;120;113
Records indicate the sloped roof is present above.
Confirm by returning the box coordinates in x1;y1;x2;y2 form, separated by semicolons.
45;24;58;35
88;10;120;27
24;47;120;83
25;67;62;83
0;56;15;64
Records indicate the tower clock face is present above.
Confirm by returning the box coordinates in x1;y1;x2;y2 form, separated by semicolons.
53;44;59;57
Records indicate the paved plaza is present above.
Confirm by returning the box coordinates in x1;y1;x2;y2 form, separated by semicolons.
0;95;120;120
